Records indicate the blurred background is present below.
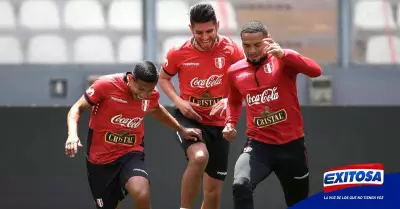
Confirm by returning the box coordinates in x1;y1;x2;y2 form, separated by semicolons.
1;1;400;209
0;0;398;106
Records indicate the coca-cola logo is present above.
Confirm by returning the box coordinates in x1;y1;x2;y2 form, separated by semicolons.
190;74;223;88
246;87;279;106
111;114;143;128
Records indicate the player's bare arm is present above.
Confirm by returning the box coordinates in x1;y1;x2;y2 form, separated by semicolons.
149;104;202;141
159;68;202;121
158;69;181;104
65;96;91;158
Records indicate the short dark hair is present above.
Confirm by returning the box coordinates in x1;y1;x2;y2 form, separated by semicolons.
189;3;217;25
240;21;269;37
132;61;158;83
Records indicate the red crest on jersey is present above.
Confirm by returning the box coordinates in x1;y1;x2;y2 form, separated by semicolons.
96;199;103;207
86;86;95;96
142;100;150;112
214;57;225;69
264;62;273;74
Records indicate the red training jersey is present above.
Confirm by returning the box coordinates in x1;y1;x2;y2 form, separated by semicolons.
226;49;322;144
84;73;160;164
162;35;244;127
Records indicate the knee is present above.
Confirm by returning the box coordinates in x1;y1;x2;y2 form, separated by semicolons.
188;147;209;167
131;188;150;203
232;177;253;199
126;177;150;203
191;152;208;166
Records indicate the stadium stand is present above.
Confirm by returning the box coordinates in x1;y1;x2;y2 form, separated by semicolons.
207;1;238;32
118;35;143;63
160;35;191;62
365;35;400;64
73;35;115;63
20;0;61;29
0;1;16;29
353;0;399;64
27;35;68;63
64;0;106;30
0;0;398;64
108;0;142;31
0;36;23;63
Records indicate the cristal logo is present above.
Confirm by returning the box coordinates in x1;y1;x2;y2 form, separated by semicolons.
190;74;223;88
111;114;143;128
246;87;279;106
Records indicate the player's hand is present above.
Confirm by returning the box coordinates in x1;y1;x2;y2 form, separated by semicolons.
222;123;237;141
263;38;284;58
177;99;202;121
210;98;227;116
179;127;203;141
65;134;83;158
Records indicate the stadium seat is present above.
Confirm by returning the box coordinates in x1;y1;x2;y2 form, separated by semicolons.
354;0;396;30
73;35;115;63
157;0;189;31
231;36;241;45
0;37;23;64
98;0;114;6
64;0;105;30
396;3;400;27
161;36;191;62
20;0;60;29
206;1;238;31
365;35;400;64
0;1;16;29
27;35;68;63
109;0;142;30
118;36;143;63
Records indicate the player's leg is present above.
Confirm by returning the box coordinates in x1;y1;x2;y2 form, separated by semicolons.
175;110;209;208
86;160;126;209
200;126;229;209
180;140;209;208
201;174;223;209
274;137;309;207
232;139;273;209
125;176;151;209
120;152;151;209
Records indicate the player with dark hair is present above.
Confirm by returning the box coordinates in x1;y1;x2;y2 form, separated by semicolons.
222;21;322;209
159;3;244;209
65;60;202;209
